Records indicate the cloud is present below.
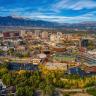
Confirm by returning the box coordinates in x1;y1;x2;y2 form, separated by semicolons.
0;0;96;23
69;0;96;10
52;0;96;11
20;11;96;23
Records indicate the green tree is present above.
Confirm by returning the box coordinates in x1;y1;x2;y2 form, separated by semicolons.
16;86;33;96
2;73;13;86
86;88;96;96
16;87;25;96
0;68;8;77
0;49;4;55
25;86;33;96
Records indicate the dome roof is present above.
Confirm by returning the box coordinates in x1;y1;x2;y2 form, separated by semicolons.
38;53;47;59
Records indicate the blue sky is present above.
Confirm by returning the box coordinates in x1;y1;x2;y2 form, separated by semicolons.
0;0;96;23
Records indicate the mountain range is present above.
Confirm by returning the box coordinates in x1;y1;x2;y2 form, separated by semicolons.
0;16;96;30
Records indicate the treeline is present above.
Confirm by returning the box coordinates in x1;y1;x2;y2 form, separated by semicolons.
0;63;96;96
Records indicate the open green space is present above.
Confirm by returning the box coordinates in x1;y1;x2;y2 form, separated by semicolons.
52;54;75;62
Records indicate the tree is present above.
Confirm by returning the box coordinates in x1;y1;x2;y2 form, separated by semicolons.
64;94;70;96
2;73;13;86
7;48;14;56
0;62;9;69
44;84;54;96
0;49;4;55
16;87;25;96
25;86;33;96
39;81;54;96
0;68;8;77
29;71;41;88
86;88;96;96
16;86;33;96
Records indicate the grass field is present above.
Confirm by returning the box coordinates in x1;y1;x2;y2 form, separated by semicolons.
52;55;75;62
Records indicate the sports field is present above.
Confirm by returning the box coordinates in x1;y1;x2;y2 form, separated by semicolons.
52;54;75;62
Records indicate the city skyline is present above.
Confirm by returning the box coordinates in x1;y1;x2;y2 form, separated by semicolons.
0;0;96;23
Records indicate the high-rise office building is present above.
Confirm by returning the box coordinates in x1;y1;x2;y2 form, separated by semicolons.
42;31;48;39
81;39;89;48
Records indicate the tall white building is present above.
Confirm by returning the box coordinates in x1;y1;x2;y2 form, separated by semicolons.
50;34;57;42
35;30;40;37
0;32;3;38
56;32;62;43
42;31;48;39
20;30;26;37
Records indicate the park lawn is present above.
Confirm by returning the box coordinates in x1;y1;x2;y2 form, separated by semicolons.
53;55;75;61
